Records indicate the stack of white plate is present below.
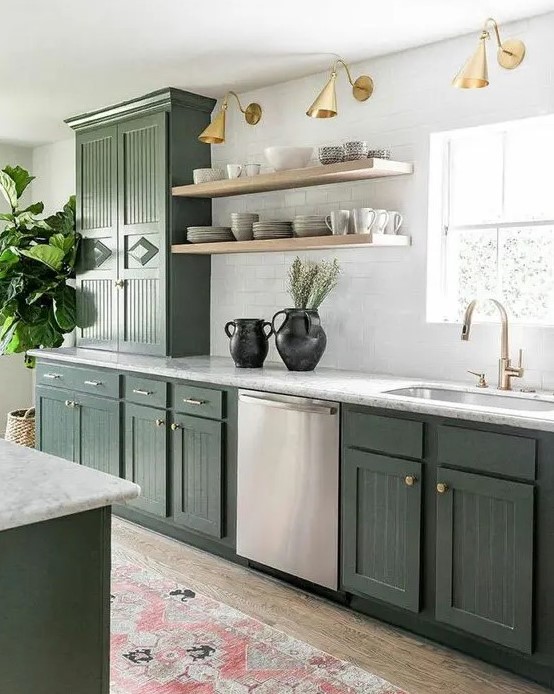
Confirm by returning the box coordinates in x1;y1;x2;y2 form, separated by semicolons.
187;226;234;244
230;213;259;241
292;215;331;238
253;220;293;240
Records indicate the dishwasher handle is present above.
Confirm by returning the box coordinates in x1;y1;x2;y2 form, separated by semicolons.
239;392;337;416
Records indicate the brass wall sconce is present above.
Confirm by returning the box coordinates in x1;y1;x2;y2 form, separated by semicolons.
452;17;526;89
306;57;374;118
198;91;262;144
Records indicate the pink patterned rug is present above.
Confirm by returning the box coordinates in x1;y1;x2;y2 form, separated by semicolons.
110;551;406;693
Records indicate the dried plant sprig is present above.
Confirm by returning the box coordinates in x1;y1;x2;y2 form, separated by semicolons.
286;256;341;309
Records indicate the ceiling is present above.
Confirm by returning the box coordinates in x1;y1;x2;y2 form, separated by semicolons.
3;0;554;146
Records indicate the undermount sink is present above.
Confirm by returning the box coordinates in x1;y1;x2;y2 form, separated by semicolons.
385;387;554;412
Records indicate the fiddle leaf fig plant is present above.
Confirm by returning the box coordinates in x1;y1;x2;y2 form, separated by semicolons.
0;165;79;367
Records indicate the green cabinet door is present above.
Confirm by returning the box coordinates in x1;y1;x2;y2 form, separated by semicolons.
435;467;534;653
75;125;119;351
172;414;224;538
342;448;422;612
75;393;120;477
124;403;168;517
36;386;76;461
117;113;167;355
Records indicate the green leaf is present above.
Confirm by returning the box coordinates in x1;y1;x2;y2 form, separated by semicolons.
3;165;35;198
0;212;15;222
20;244;65;271
53;285;76;331
0;248;19;278
19;201;44;216
0;318;17;353
0;171;18;210
44;195;76;235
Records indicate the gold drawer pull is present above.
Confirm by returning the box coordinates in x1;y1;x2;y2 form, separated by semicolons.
155;419;165;427
170;423;181;431
404;475;417;486
44;373;61;379
84;380;102;387
182;398;206;406
133;389;153;396
436;482;449;494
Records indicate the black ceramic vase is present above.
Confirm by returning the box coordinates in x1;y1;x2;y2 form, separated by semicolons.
272;308;327;372
224;318;273;368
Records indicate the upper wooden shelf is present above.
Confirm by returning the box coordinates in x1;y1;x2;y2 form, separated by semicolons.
172;158;414;199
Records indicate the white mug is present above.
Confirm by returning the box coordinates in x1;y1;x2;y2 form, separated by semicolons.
244;163;261;176
351;208;377;235
385;210;403;234
325;210;350;235
373;209;390;233
227;164;242;179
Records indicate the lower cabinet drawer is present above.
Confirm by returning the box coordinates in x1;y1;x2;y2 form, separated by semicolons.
174;383;224;420
125;375;168;409
36;362;73;389
437;425;536;480
343;409;424;459
71;367;119;399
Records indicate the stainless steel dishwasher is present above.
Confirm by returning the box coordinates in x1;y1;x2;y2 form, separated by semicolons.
237;389;340;590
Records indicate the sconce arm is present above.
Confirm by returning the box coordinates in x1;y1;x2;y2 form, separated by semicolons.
332;58;355;86
482;17;503;50
223;91;247;114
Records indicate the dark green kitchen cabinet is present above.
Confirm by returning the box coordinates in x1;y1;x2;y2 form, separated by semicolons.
342;448;422;612
36;386;76;461
36;386;120;478
435;467;534;654
68;88;215;357
124;403;168;518
171;413;224;538
75;393;120;477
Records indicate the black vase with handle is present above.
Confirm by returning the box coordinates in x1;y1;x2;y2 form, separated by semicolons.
224;318;273;368
272;308;327;372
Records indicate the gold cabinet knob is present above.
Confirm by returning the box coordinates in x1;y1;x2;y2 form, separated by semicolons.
155;419;165;427
170;423;181;431
114;279;124;288
404;475;417;486
436;482;449;494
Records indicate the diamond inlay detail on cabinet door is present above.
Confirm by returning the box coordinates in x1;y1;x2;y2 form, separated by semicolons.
128;237;159;266
93;240;112;268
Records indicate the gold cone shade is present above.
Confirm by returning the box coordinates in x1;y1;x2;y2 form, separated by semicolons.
452;37;489;89
306;73;337;118
198;108;226;144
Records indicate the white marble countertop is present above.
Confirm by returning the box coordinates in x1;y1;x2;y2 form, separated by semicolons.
0;440;140;532
30;348;554;432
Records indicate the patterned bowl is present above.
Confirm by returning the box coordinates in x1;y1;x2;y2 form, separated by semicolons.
344;141;368;161
367;149;391;160
318;146;344;165
193;168;225;184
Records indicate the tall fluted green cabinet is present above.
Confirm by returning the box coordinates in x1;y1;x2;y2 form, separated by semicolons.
67;88;216;357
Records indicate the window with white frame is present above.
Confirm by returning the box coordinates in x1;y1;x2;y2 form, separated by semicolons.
427;115;554;324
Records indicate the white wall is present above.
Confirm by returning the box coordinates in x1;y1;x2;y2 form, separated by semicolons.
32;137;75;214
210;12;554;388
0;144;36;434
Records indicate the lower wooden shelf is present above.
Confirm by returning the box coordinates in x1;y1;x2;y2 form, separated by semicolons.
171;233;411;255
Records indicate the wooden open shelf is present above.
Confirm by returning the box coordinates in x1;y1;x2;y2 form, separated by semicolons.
172;159;413;199
172;233;411;255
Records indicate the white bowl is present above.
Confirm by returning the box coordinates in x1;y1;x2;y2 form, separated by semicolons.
264;146;314;172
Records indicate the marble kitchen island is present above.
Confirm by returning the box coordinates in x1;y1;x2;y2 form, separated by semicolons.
0;440;139;694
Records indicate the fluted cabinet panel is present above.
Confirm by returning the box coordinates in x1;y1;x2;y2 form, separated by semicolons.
124;403;168;517
123;125;160;225
78;279;114;343
172;414;224;538
436;467;534;653
81;136;114;231
76;394;120;478
342;449;421;612
124;278;159;346
35;386;75;462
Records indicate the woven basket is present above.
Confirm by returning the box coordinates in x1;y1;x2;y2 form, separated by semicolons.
5;407;36;448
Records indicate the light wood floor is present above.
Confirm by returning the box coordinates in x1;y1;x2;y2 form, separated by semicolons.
113;518;550;694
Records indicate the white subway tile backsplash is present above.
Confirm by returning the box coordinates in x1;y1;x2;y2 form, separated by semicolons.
209;13;554;384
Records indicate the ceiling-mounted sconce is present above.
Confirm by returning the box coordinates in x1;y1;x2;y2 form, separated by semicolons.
198;91;262;144
452;17;526;89
306;57;373;118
